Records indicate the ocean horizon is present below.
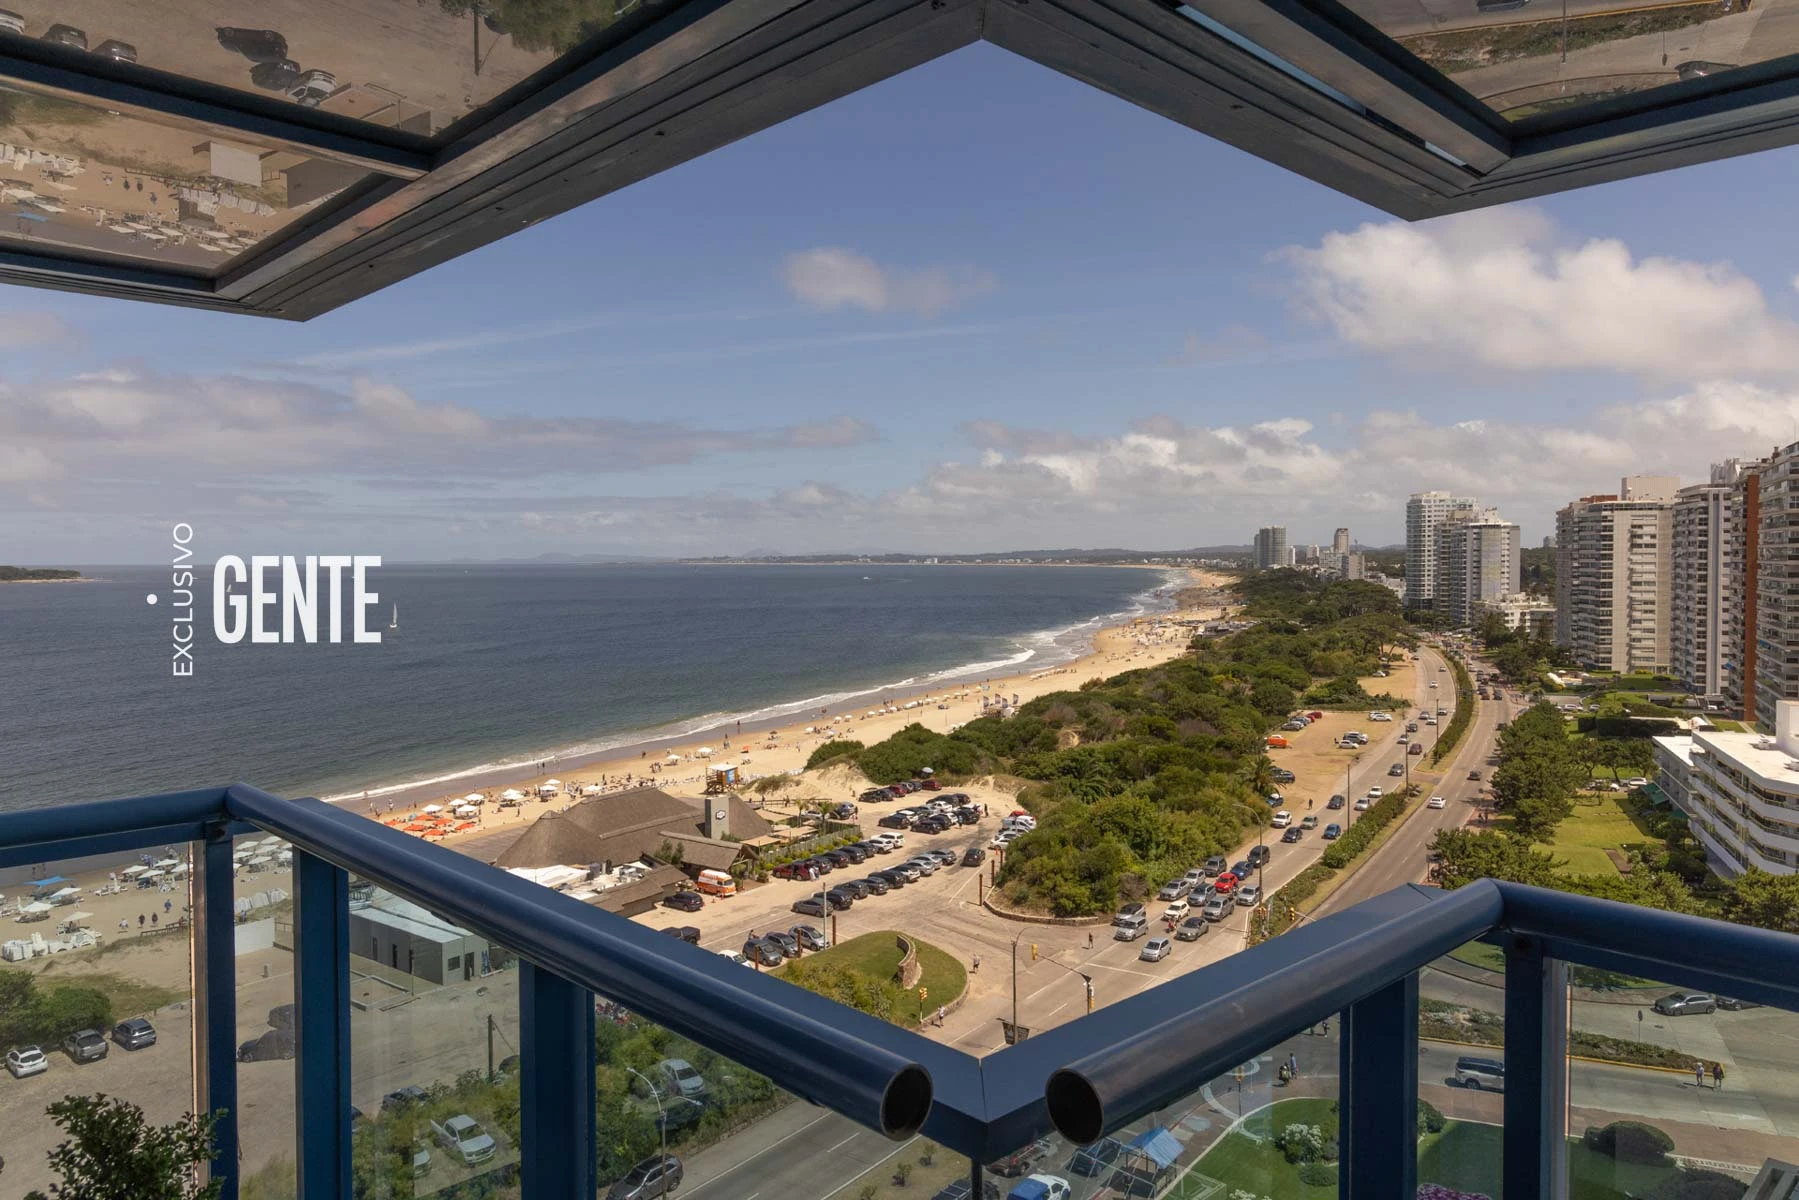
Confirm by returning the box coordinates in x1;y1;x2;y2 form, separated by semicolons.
1;563;1177;812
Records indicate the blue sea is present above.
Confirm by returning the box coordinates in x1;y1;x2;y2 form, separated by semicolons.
0;564;1174;811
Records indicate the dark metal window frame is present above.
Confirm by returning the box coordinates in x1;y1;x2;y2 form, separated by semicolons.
0;0;1791;315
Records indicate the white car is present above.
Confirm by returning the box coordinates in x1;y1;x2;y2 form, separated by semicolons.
1625;777;1650;788
1018;1175;1072;1200
1271;810;1292;828
1368;712;1393;722
1429;681;1439;688
6;1044;47;1078
1163;898;1190;921
431;1115;496;1165
718;949;753;967
991;831;1018;848
1428;795;1446;809
1366;787;1383;800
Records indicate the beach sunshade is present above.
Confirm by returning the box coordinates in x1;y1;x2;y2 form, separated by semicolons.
22;901;51;913
665;754;680;763
30;876;68;888
62;910;93;922
48;887;79;900
154;858;178;867
141;869;164;878
464;793;485;803
422;804;442;813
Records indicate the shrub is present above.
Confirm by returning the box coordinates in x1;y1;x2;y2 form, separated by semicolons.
25;1095;222;1200
805;740;864;770
893;1161;914;1187
1590;1120;1675;1165
1275;1123;1329;1163
1417;1098;1446;1136
1297;1161;1337;1188
1650;1168;1748;1200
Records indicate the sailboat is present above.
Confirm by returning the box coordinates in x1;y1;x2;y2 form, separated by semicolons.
388;603;398;632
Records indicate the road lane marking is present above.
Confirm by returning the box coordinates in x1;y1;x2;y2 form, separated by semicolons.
826;1132;861;1154
682;1111;838;1193
819;1136;917;1200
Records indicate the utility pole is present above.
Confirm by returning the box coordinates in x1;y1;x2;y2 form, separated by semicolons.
1011;927;1024;1032
487;1013;495;1080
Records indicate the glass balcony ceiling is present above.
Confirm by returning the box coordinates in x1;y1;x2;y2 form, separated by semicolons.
2;0;1799;314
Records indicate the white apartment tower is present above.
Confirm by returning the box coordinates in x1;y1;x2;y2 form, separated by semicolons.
1406;491;1474;610
1438;508;1522;630
1554;476;1679;674
1672;459;1764;709
1253;526;1290;571
1332;528;1351;557
1756;444;1799;730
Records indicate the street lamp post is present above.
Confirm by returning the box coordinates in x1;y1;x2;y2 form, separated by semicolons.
624;1067;669;1200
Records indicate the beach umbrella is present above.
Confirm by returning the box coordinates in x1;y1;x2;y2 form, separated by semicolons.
422;804;443;814
154;858;178;868
48;887;80;901
21;901;51;914
171;863;190;876
501;789;525;801
696;747;713;757
463;793;485;804
141;869;164;879
665;754;680;763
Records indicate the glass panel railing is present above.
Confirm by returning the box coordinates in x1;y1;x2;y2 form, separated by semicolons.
347;880;521;1197
1417;946;1505;1196
230;831;297;1199
594;991;796;1200
1565;969;1799;1199
1017;1027;1337;1200
0;845;197;1197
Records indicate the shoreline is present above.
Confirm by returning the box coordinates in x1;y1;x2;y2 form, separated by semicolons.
328;570;1238;826
317;568;1194;808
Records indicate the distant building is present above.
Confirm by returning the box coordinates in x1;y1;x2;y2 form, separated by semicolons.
1252;526;1289;571
1481;592;1555;639
1554;476;1678;674
1339;552;1366;581
1332;528;1351;557
1672;459;1765;712
1757;443;1799;731
1655;701;1799;876
349;886;508;985
1438;508;1521;630
1406;491;1475;610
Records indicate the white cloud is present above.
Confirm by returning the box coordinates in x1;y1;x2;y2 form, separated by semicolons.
783;248;996;317
1280;209;1799;376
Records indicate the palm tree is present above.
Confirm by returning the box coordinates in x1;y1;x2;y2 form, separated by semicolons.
1242;755;1278;800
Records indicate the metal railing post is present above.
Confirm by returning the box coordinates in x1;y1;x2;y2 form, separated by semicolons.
520;963;596;1199
293;849;351;1198
194;824;240;1198
1503;936;1569;1200
1338;974;1418;1200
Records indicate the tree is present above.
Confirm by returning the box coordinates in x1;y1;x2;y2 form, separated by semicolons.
25;1095;222;1200
1431;830;1565;889
1725;869;1799;934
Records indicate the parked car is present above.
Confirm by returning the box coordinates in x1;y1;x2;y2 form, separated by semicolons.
763;930;800;958
41;23;85;49
659;926;701;944
431;1114;497;1165
1653;992;1716;1016
0;11;24;35
718;949;754;967
862;874;891;895
664;890;704;912
743;938;784;966
875;868;909;888
791;896;828;917
962;847;986;867
1008;1174;1072;1200
837;878;871;900
1175;915;1209;941
659;1057;708;1098
988;1139;1053;1178
64;1028;108;1063
383;1085;430;1112
1717;997;1762;1011
95;38;137;62
822;887;854;910
891;862;922;882
607;1154;683;1200
6;1044;48;1078
1139;936;1172;962
1323;823;1342;839
908;856;939;876
111;1018;156;1050
791;924;829;951
1452;1056;1505;1091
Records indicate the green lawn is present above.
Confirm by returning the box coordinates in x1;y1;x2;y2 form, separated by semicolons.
785;930;967;1012
1180;1098;1338;1199
1539;795;1653;877
1446;941;1506;974
1418;1121;1690;1199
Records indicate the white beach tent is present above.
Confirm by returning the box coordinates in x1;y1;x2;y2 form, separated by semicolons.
454;805;478;818
463;793;486;805
122;865;149;877
21;901;52;914
665;754;681;763
695;747;714;758
501;789;526;802
141;869;164;880
422;804;443;814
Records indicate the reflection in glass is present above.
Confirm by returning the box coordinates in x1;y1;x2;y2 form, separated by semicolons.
1417;947;1505;1196
0;845;197;1198
1567;969;1799;1199
348;882;521;1198
0;0;682;138
1331;0;1798;123
230;832;297;1200
0;82;368;271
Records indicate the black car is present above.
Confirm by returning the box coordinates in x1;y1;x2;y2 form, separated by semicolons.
607;1154;684;1200
1203;856;1227;876
1174;916;1209;941
962;847;986;867
1117;902;1146;919
824;887;854;911
1271;768;1296;784
862;874;891;895
237;1028;295;1062
878;813;911;829
858;840;891;855
916;817;950;834
838;878;871;900
743;938;784;966
268;1004;296;1032
660;926;701;945
839;845;868;864
664;890;704;912
216;26;290;62
822;850;853;868
1327;795;1346;809
41;23;86;49
806;856;835;875
791;924;829;951
382;1085;429;1113
764;930;801;958
875;869;908;888
860;788;892;803
111;1018;156;1051
1280;826;1303;843
1247;845;1271;868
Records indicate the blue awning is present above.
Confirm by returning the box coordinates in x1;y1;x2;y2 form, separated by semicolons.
1128;1128;1182;1169
30;876;69;888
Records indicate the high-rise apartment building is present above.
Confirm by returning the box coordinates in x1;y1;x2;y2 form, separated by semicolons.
1756;444;1799;729
1332;528;1351;557
1671;459;1764;710
1406;491;1474;610
1252;526;1289;571
1438;508;1521;629
1340;553;1366;581
1553;476;1679;674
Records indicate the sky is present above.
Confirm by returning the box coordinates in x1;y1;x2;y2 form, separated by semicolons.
7;42;1799;562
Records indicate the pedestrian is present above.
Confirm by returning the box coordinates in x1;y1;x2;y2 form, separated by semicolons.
138;913;145;928
1288;1051;1298;1078
1713;1063;1725;1090
1087;931;1094;949
972;955;981;973
163;899;172;914
150;913;158;927
1695;1062;1706;1089
937;1004;945;1027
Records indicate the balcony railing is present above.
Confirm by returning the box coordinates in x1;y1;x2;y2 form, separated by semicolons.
5;787;1799;1200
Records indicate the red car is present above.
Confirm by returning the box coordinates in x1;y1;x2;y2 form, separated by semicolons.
1214;872;1240;893
919;778;941;791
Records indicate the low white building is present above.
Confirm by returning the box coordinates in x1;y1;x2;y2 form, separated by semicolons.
1481;593;1556;639
1655;701;1799;876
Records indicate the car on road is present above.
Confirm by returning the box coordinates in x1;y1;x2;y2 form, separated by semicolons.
1281;827;1302;843
431;1114;497;1165
6;1044;47;1077
1653;992;1716;1016
1163;898;1190;921
1175;915;1209;941
663;890;703;912
1139;936;1172;962
1468;770;1482;781
1428;795;1446;809
112;1017;156;1050
1202;894;1231;921
1406;722;1419;732
791;896;828;917
791;924;829;951
1112;914;1148;942
1248;845;1270;867
1158;877;1191;900
1388;763;1404;777
1237;884;1262;907
659;1057;708;1098
1429;680;1438;688
1367;787;1383;800
607;1154;683;1200
1214;871;1240;894
1327;795;1345;809
1271;809;1292;828
1354;797;1372;811
61;1027;107;1064
1230;859;1253;879
1323;823;1342;839
1301;814;1319;829
1204;856;1227;876
1453;1056;1505;1090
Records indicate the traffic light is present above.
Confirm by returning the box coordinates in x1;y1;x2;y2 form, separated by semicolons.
919;987;927;1001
